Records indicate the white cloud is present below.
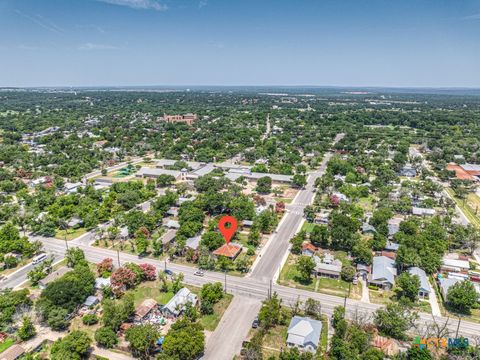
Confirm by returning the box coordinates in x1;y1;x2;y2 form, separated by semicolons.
78;43;120;50
199;0;207;9
96;0;167;11
463;13;480;20
15;10;64;33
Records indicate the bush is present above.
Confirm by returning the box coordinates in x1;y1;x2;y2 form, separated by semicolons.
246;247;255;256
82;314;99;326
95;326;118;348
368;285;379;290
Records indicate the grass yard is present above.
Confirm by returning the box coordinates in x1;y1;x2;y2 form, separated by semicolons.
0;338;14;353
319;315;329;355
127;280;175;307
301;222;316;234
70;316;101;338
279;254;361;299
370;288;432;313
198;294;233;331
55;227;88;241
357;196;376;212
274;197;293;204
446;188;480;228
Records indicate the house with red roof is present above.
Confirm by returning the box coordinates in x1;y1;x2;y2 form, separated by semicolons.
212;243;242;260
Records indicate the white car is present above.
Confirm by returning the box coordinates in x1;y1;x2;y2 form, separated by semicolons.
194;270;205;277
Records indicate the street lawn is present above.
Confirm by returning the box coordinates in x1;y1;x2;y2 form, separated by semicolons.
274;197;293;204
279;254;361;299
0;338;14;353
301;222;316;234
55;227;87;241
319;315;329;355
433;281;480;323
198;294;233;331
262;324;288;351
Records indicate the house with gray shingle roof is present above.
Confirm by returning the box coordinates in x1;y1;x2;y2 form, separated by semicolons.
369;256;397;290
408;267;431;298
286;316;322;353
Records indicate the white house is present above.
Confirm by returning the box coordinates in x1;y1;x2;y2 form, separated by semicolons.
286;316;322;353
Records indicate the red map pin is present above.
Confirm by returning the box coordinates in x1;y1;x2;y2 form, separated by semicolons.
218;216;238;244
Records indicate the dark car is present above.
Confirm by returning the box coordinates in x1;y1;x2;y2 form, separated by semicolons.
252;317;259;328
164;269;174;276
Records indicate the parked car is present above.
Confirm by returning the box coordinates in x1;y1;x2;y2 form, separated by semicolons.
164;269;174;276
252;317;259;328
194;270;204;277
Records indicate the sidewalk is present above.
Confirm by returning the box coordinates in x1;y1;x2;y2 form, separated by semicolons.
428;280;442;317
359;279;370;303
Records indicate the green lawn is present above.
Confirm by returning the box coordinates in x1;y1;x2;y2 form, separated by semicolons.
357;196;376;212
127;280;175;307
319;315;329;355
55;227;88;241
446;188;480;228
279;254;361;298
301;222;316;234
198;294;233;331
274;197;293;204
0;338;14;353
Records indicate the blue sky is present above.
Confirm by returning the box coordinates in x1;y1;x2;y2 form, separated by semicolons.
1;0;479;87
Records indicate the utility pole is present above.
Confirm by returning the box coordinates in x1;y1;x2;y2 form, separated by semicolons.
269;279;273;299
224;270;227;293
455;316;462;339
164;259;167;271
117;249;121;267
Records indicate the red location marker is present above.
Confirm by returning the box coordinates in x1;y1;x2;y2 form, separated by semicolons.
218;216;238;244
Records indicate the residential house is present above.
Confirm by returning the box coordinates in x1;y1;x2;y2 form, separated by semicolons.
369;256;397;290
161;229;177;248
134;298;158;322
39;267;71;289
165;220;180;229
301;243;318;257
439;278;463;300
361;223;376;235
95;277;111;290
387;217;403;238
412;207;436;216
212;243;242;260
408;267;431;298
313;254;342;279
399;166;417;177
162;288;198;318
286;316;322;354
185;235;201;251
0;344;26;360
441;256;470;273
356;264;371;280
83;296;99;307
385;241;400;252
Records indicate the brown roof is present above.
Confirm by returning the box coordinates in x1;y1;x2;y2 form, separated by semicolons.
0;345;25;360
372;335;399;356
134;298;157;320
446;164;474;181
212;243;242;259
302;243;317;253
161;229;177;245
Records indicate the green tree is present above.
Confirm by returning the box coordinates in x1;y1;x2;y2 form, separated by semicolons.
373;303;418;340
95;326;119;348
340;265;356;282
65;247;86;268
447;280;479;314
396;272;420;303
18;316;36;340
125;324;160;359
296;255;315;283
256;176;272;193
161;319;205;360
258;292;282;329
50;330;91;360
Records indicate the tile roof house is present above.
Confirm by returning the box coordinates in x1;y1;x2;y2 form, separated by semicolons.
162;288;198;318
165;220;180;229
286;316;322;353
361;223;376;235
212;243;242;260
186;235;201;250
161;229;177;246
408;267;431;298
399;166;417;177
369;256;397;290
301;243;318;256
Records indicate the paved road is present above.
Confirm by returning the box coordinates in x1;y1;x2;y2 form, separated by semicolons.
203;296;261;360
250;134;343;281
